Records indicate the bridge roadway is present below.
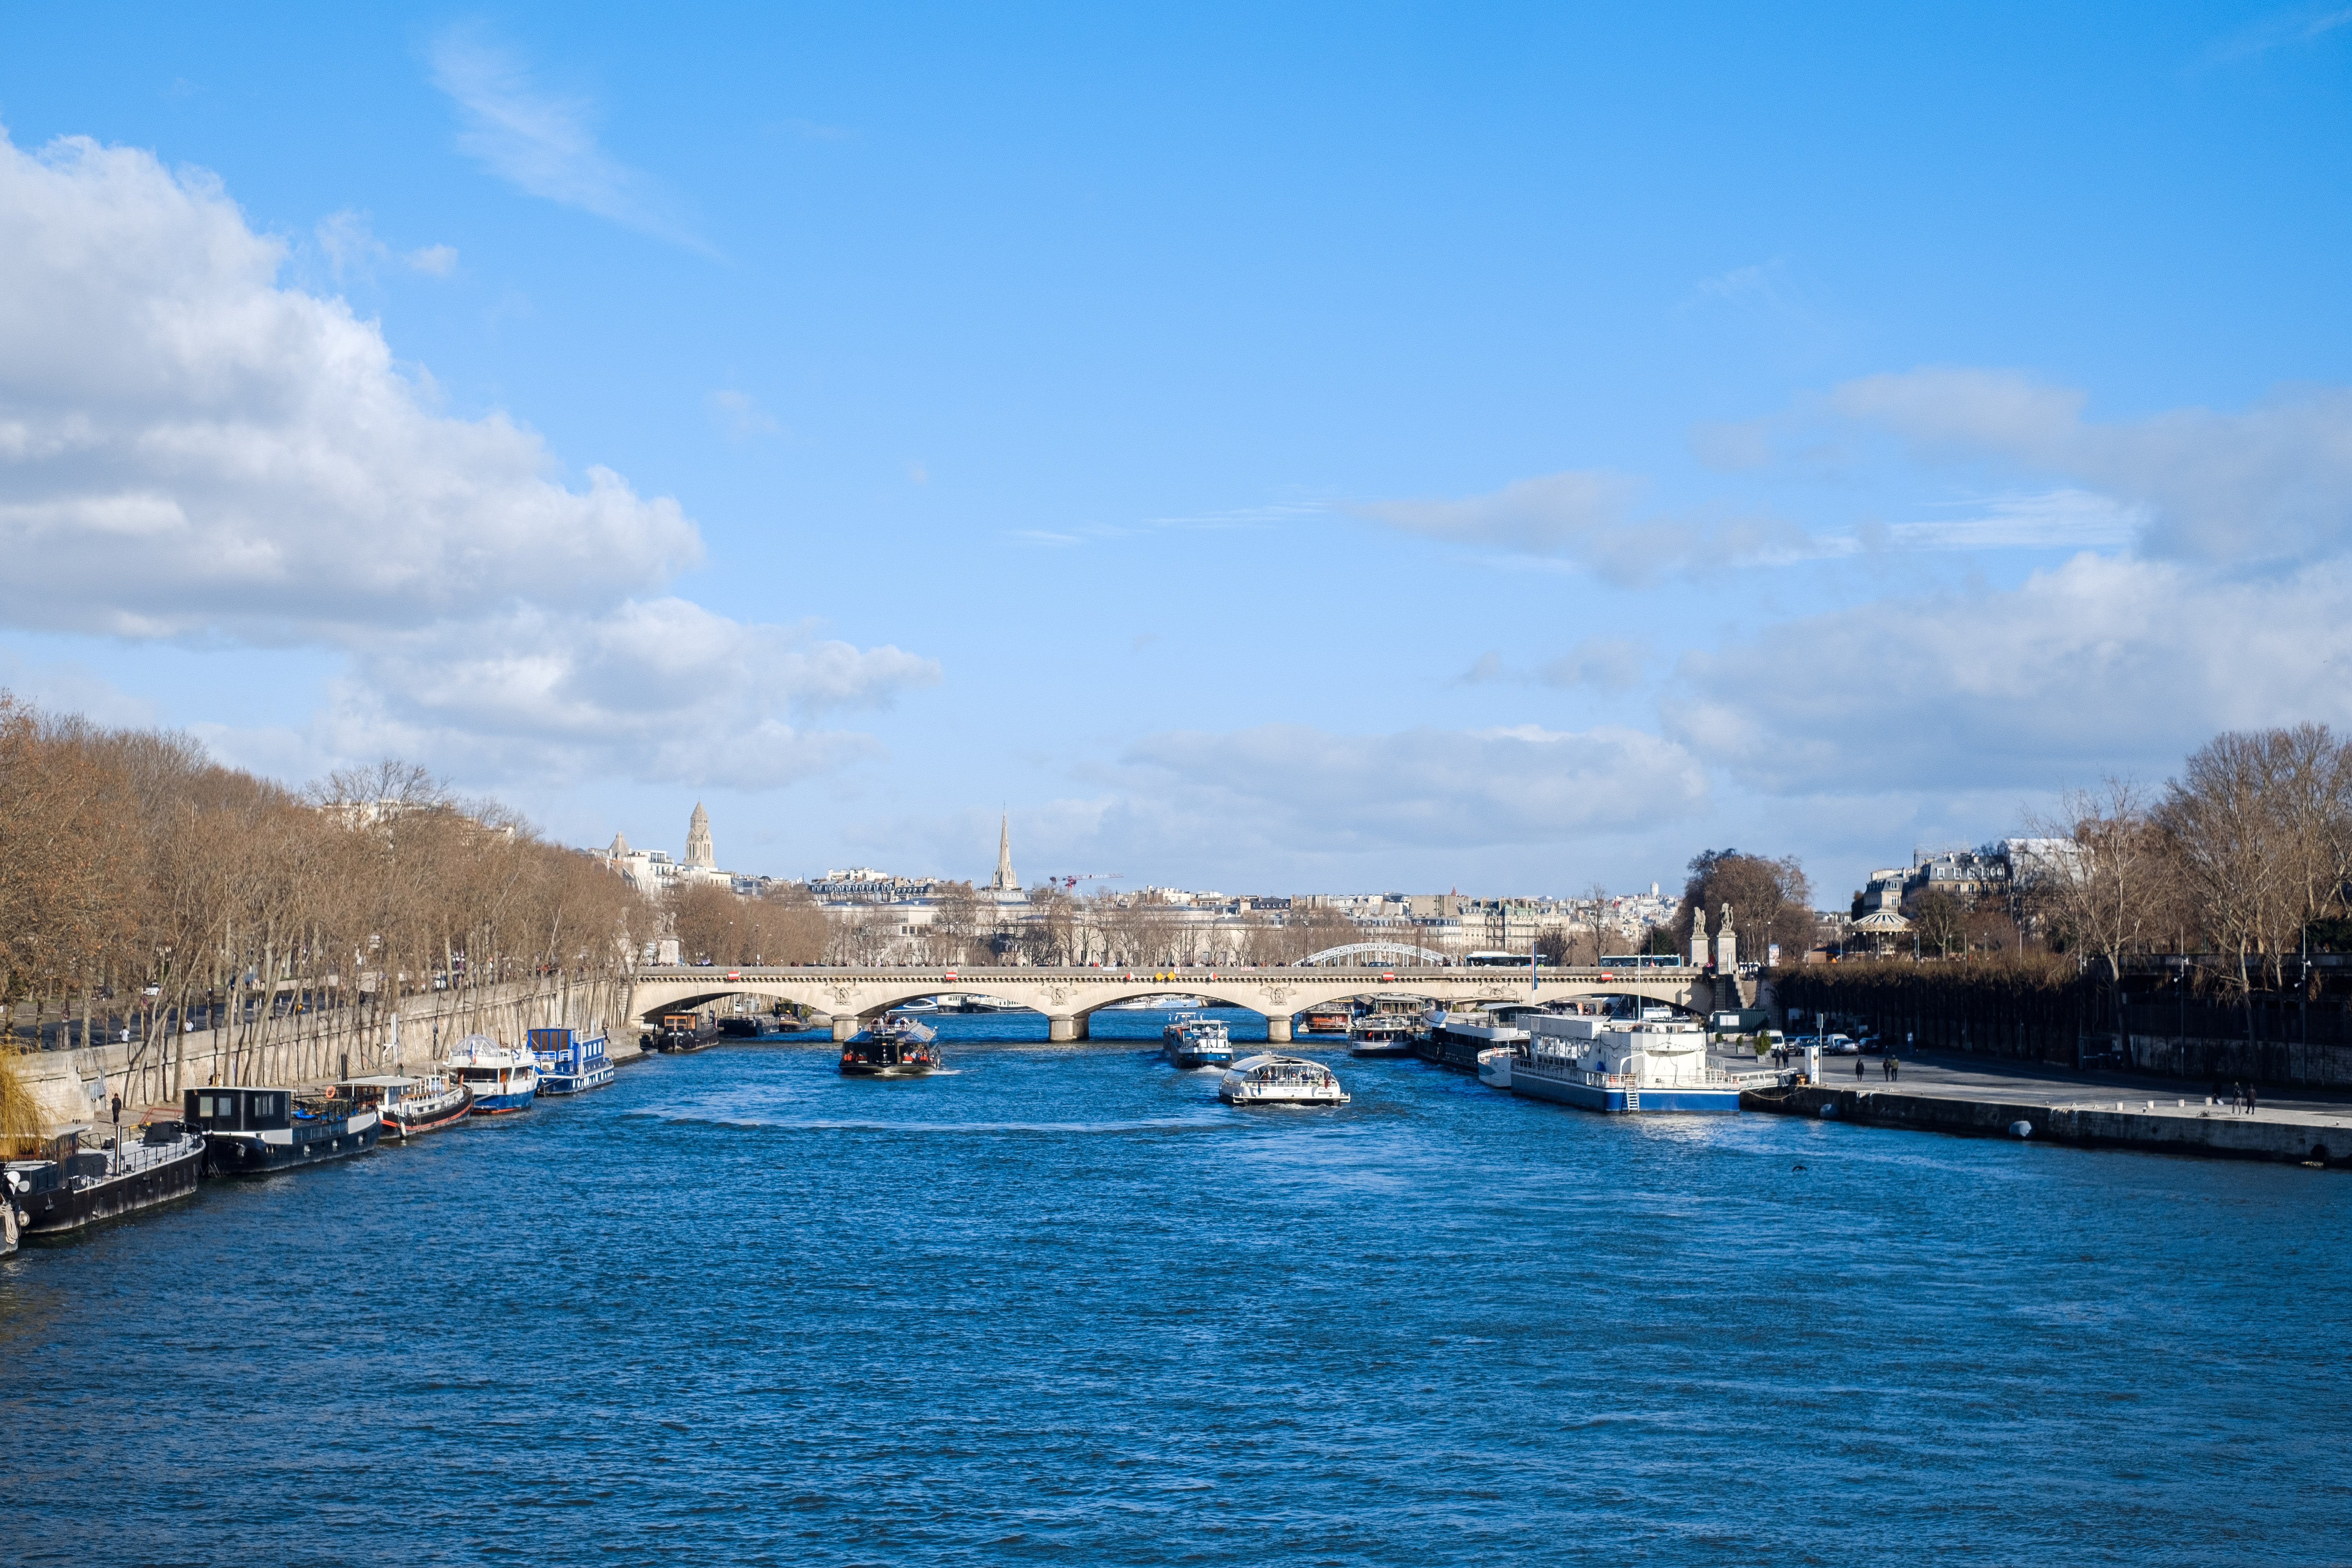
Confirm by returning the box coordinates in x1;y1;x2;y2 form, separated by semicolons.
626;964;1717;1044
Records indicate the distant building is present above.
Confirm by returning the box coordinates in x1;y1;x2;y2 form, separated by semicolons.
604;804;739;896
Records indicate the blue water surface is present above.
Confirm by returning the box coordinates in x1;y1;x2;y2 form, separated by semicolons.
2;1007;2346;1566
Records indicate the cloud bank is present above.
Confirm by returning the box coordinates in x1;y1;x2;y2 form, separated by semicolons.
0;129;932;786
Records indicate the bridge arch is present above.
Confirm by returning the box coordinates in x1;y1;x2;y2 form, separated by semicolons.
1295;941;1455;967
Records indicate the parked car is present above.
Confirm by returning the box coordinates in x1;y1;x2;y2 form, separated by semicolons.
1818;1033;1859;1055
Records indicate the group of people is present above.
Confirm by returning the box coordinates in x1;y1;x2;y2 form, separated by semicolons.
2213;1078;2260;1114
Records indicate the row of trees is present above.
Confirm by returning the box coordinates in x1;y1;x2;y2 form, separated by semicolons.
0;696;656;1089
2026;725;2352;996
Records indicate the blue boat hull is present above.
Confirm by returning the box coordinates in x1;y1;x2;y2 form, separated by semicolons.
537;1065;614;1096
1509;1074;1739;1114
468;1087;535;1115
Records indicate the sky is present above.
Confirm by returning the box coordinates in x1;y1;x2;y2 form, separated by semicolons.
5;3;2352;905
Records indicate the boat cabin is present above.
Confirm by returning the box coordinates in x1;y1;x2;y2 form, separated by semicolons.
334;1075;427;1109
528;1028;607;1074
183;1087;293;1132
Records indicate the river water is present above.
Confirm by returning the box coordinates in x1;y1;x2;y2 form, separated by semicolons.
3;1008;2346;1565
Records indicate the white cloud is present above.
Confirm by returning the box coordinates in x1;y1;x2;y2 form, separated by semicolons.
1664;552;2352;797
1362;470;1811;584
1539;637;1647;689
428;26;703;250
706;388;780;441
1833;368;2352;566
0;129;933;788
1120;722;1709;853
314;209;457;281
1877;489;2146;552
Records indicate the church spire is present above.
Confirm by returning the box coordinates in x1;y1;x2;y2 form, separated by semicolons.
685;801;715;869
990;809;1019;891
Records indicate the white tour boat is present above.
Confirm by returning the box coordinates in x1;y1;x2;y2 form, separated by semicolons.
1218;1053;1350;1107
1504;1014;1739;1114
446;1034;538;1116
1476;1046;1514;1089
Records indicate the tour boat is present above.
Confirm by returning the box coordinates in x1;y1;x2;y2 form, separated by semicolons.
339;1073;472;1137
1301;1005;1355;1034
1348;1015;1416;1058
1412;1007;1528;1071
4;1119;206;1233
840;1015;945;1078
1161;1013;1234;1069
1218;1053;1350;1107
529;1028;615;1095
1476;1045;1514;1089
1504;1014;1740;1113
185;1085;382;1174
446;1034;538;1115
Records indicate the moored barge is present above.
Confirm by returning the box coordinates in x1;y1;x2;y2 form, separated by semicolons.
4;1119;206;1235
185;1086;382;1174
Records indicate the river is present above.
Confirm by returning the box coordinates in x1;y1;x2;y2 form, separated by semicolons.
2;1008;2345;1564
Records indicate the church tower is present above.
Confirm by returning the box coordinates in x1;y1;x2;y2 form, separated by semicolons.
989;810;1019;892
685;802;715;869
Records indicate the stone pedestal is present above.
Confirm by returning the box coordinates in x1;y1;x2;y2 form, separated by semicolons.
831;1016;857;1042
1265;1015;1294;1044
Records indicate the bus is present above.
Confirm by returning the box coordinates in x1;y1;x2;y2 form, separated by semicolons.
1464;951;1545;968
1596;953;1683;970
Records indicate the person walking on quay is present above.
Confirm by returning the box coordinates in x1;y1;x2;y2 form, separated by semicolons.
1856;1057;1866;1080
2247;1082;2259;1116
1890;1056;1900;1082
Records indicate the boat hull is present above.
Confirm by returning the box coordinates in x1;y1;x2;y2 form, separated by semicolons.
18;1139;204;1236
382;1089;474;1138
1350;1040;1415;1058
537;1065;616;1095
1508;1072;1739;1114
839;1063;939;1078
1414;1029;1504;1071
467;1087;536;1115
205;1117;383;1175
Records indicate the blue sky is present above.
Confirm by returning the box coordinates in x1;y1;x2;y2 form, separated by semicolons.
5;4;2352;904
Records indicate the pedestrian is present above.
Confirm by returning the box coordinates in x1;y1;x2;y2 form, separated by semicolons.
1856;1057;1866;1080
1891;1057;1900;1082
2247;1082;2259;1116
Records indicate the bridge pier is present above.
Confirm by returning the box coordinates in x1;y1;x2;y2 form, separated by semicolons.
831;1016;857;1042
1265;1014;1293;1044
1048;1015;1089;1043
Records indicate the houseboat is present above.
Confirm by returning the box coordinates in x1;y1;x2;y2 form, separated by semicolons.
1412;1007;1529;1071
446;1034;538;1115
840;1015;945;1077
1218;1053;1350;1107
652;1013;718;1053
529;1028;615;1095
4;1118;206;1234
185;1085;381;1174
1504;1014;1740;1113
1161;1013;1234;1069
338;1074;472;1138
1301;1004;1355;1034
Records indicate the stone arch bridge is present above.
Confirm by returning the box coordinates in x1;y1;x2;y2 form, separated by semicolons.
625;965;1731;1044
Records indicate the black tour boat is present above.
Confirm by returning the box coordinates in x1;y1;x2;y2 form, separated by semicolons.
840;1015;946;1078
184;1085;381;1174
3;1119;206;1237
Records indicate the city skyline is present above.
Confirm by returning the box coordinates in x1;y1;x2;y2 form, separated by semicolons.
6;5;2352;901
